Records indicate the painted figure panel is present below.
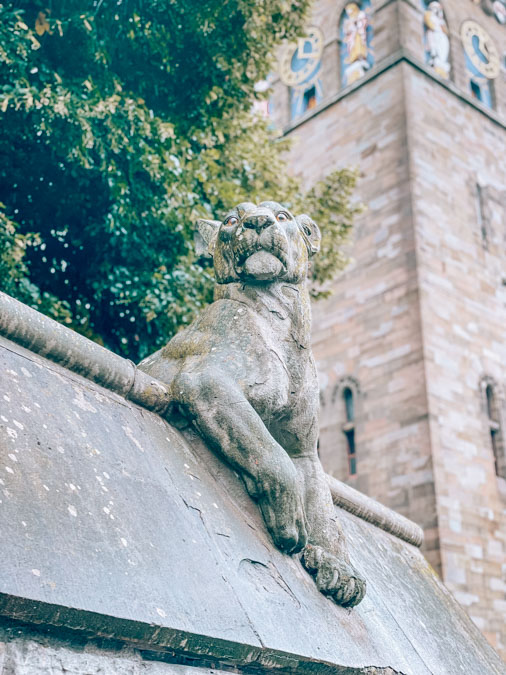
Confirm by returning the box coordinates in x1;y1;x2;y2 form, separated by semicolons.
493;0;506;23
339;1;374;88
422;1;451;79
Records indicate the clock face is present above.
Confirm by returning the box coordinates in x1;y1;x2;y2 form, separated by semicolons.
278;27;324;87
461;20;500;78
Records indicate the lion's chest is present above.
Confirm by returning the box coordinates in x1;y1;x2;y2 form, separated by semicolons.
169;299;310;415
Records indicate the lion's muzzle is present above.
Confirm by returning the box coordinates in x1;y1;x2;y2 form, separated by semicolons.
242;210;276;232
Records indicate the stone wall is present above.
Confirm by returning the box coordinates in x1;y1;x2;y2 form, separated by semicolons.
0;623;219;675
405;62;506;653
284;62;439;570
268;0;506;660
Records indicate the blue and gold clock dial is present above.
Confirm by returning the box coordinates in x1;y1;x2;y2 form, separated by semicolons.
279;28;324;87
461;20;500;79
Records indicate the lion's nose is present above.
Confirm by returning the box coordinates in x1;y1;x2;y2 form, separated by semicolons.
243;214;275;231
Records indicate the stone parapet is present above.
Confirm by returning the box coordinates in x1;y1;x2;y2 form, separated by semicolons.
0;294;504;673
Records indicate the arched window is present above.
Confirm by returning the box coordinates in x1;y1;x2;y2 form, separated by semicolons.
481;378;505;479
339;2;374;89
342;386;357;476
318;376;361;480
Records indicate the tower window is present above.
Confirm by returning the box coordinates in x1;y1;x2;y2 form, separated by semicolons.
476;183;488;249
290;82;322;120
486;385;501;476
482;379;505;479
470;80;482;101
343;386;354;422
303;86;317;111
342;387;357;476
469;78;493;107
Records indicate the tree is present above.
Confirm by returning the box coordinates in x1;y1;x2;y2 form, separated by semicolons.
0;1;361;361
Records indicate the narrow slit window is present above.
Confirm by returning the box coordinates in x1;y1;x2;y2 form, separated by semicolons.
346;428;356;476
303;85;317;111
483;381;505;479
343;387;354;422
476;183;487;248
470;79;482;101
486;385;501;476
342;387;357;476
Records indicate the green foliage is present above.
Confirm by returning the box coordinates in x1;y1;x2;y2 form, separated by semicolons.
294;169;363;299
0;1;359;360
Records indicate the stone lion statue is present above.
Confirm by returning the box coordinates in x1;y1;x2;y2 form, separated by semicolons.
139;201;366;607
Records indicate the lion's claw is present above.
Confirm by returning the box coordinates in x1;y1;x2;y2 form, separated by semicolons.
302;544;366;607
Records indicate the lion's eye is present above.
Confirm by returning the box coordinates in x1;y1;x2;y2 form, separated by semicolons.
303;224;312;236
224;216;238;226
276;212;290;222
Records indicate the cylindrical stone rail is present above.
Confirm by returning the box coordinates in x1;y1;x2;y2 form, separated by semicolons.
0;291;423;548
0;291;171;415
327;475;424;548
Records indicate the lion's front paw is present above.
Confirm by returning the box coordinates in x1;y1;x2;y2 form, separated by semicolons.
258;486;308;555
302;544;366;608
246;461;308;555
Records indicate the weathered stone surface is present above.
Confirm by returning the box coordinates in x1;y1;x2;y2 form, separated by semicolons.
0;623;404;675
139;201;364;608
1;334;504;674
0;623;220;675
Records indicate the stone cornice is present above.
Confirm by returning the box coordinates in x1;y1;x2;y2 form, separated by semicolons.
282;48;506;135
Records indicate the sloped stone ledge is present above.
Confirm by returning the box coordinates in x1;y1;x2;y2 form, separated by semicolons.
1;309;504;674
0;291;422;548
0;292;171;416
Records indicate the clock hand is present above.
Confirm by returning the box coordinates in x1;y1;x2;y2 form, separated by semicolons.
480;38;491;62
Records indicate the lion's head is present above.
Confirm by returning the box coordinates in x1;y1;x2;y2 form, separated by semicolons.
196;201;321;285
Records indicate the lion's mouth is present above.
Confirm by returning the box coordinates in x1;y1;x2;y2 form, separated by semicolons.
232;226;290;281
235;244;288;279
240;250;286;280
236;241;288;267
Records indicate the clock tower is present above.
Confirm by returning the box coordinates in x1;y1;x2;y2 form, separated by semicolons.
269;0;506;659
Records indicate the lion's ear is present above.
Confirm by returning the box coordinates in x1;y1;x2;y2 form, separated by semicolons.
195;218;220;258
297;214;321;257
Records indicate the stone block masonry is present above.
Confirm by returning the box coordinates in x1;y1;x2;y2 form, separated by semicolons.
268;0;506;660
